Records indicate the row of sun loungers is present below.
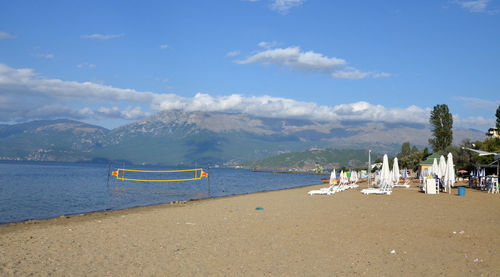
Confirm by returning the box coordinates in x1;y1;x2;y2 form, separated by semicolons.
310;154;411;196
308;170;359;195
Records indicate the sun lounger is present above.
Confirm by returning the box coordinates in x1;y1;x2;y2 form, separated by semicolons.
308;185;336;195
394;180;410;188
361;187;392;195
361;182;393;195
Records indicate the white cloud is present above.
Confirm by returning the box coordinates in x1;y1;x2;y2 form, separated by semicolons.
80;33;125;40
373;72;391;78
237;46;346;72
226;50;240;57
455;96;500;110
160;44;169;49
271;0;304;14
258;41;277;49
332;69;370;80
0;63;421;125
332;69;391;80
96;106;146;120
77;63;96;69
456;0;491;13
152;93;430;124
0;63;155;110
453;114;494;127
0;31;16;39
33;53;55;59
237;45;390;79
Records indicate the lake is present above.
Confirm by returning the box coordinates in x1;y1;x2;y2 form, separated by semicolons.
0;161;323;224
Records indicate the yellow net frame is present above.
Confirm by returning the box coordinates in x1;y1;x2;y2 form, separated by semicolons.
112;168;208;182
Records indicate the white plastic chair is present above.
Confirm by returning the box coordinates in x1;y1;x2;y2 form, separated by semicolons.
425;178;438;194
488;176;499;194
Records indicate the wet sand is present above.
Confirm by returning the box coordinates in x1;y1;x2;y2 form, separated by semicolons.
1;181;499;276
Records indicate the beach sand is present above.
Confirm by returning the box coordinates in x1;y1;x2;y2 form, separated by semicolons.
1;181;499;276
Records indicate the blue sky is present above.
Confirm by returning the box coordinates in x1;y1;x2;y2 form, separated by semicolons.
0;0;499;130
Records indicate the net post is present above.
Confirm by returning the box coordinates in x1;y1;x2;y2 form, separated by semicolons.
106;161;112;187
207;166;210;196
122;162;125;182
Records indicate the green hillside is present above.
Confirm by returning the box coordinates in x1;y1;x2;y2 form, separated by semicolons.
247;148;382;171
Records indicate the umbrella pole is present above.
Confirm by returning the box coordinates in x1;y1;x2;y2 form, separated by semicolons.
368;150;371;188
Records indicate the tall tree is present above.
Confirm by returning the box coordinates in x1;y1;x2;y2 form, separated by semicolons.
423;147;429;159
401;142;411;156
496;104;500;130
428;104;453;153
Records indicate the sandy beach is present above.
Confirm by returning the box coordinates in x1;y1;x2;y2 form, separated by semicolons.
1;181;499;276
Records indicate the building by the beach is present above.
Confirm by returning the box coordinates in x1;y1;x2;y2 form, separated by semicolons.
419;153;441;174
486;127;499;138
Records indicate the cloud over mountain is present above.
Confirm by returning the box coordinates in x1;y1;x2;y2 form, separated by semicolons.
0;63;491;130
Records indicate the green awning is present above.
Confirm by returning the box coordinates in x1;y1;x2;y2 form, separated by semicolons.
419;153;441;165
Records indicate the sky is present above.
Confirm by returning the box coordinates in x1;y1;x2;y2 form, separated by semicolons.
0;0;499;130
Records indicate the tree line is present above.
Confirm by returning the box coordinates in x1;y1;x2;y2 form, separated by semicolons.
384;104;500;173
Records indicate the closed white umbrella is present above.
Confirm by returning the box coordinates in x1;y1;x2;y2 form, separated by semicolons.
350;171;358;183
444;153;455;194
432;158;441;178
393;157;401;185
341;170;348;184
380;154;392;188
439;155;447;179
329;169;336;185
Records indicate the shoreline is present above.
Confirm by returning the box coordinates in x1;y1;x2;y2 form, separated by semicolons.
0;182;324;228
1;181;499;276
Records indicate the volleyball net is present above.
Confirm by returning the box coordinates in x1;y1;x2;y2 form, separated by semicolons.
111;168;208;182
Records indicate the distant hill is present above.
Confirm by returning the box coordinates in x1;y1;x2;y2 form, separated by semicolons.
0;110;486;165
0;119;108;162
246;148;383;171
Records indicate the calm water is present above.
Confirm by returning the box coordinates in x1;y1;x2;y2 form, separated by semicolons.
0;161;322;224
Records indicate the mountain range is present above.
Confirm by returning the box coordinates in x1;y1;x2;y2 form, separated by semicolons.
0;110;485;166
247;148;384;171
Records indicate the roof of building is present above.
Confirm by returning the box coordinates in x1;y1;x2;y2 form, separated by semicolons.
419;153;441;165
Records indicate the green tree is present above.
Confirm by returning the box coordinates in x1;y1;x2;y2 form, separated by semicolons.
401;142;411;156
455;139;475;170
496;104;500;130
423;147;429;159
444;141;473;172
428;104;453;153
396;142;426;171
475;138;500;165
